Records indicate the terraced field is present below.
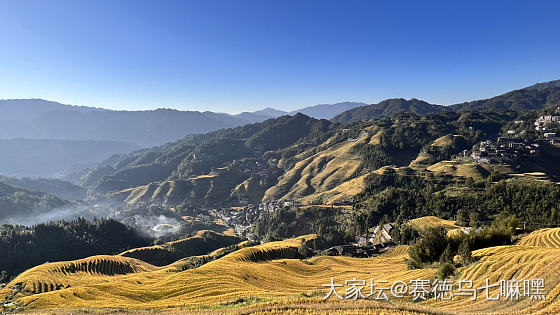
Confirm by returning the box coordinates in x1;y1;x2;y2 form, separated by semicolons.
427;161;491;180
407;216;460;231
425;245;560;314
4;231;560;314
516;228;560;248
110;166;245;206
0;255;156;298
263;131;371;204
0;235;438;313
119;230;241;266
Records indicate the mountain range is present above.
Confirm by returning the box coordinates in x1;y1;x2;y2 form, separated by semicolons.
332;80;560;122
1;79;559;181
0;99;366;147
0;138;141;178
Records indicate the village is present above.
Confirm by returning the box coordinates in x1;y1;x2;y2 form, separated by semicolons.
470;112;560;165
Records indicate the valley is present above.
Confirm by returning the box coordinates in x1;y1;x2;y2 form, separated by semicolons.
2;80;560;314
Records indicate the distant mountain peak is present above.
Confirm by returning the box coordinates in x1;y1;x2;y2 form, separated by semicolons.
288;101;367;120
331;98;446;123
250;107;289;118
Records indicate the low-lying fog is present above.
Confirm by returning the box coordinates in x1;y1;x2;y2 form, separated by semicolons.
2;201;182;238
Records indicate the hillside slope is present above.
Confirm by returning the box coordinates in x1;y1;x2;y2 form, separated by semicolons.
4;233;560;314
0;138;141;178
0;175;87;200
331;98;446;123
119;230;242;266
332;79;560;123
86;114;338;206
263;128;374;203
0;181;68;219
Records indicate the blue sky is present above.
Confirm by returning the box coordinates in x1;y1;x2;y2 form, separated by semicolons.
0;0;559;114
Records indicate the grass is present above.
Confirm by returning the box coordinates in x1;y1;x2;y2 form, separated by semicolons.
119;230;241;266
426;161;490;180
407;216;459;232
263;132;369;204
516;228;560;248
1;235;436;313
426;245;560;314
5;231;560;314
109;166;245;206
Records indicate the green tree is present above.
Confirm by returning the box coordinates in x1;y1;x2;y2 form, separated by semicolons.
458;238;473;265
408;227;447;268
438;262;456;280
469;212;480;228
456;209;468;226
439;244;454;264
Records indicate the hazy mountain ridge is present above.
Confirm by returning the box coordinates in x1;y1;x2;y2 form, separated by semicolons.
289;102;366;119
0;138;141;178
0;181;68;220
0;175;87;200
0;99;363;147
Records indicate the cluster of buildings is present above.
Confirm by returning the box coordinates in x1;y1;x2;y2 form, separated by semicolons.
321;223;395;258
470;134;560;165
217;199;303;239
543;132;560;144
238;160;273;177
469;111;560;165
470;137;541;164
353;223;394;246
534;114;560;132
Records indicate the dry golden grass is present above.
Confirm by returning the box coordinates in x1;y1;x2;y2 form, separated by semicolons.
426;161;490;180
388;245;410;256
432;135;454;147
320;173;369;204
119;230;241;266
0;255;156;299
425;245;560;314
409;151;433;169
516;228;560;248
264;132;370;203
16;300;441;315
110;166;240;206
407;216;459;232
6;232;560;314
2;234;437;313
368;128;384;145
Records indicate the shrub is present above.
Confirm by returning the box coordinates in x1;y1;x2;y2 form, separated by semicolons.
438;262;456;280
408;227;447;268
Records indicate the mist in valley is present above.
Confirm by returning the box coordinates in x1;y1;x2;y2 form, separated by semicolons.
1;199;184;239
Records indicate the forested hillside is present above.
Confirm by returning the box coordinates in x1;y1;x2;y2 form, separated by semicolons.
0;176;86;200
332;80;560;123
0;218;148;279
76;108;534;210
0;182;68;220
83;114;338;205
331;98;447;122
